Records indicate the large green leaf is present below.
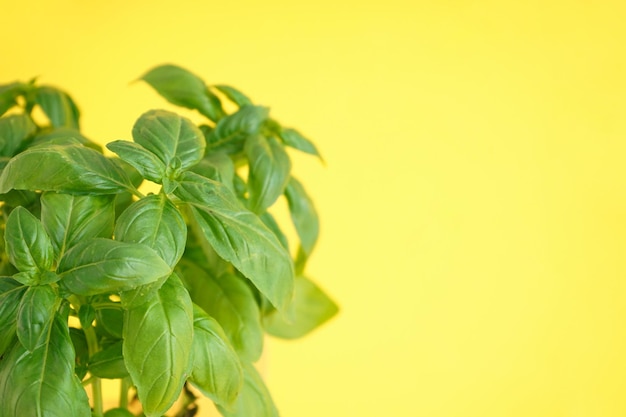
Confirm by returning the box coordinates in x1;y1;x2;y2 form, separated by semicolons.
4;206;55;277
140;64;225;121
264;276;338;339
178;261;263;362
206;105;269;155
245;135;291;213
214;85;252;107
0;314;91;416
58;238;171;296
132;109;205;173
35;86;80;129
284;176;319;257
174;172;294;312
122;273;193;417
189;304;243;408
0;144;135;195
278;127;323;161
115;194;186;268
216;363;278;417
40;192;115;259
0;114;36;157
0;278;26;356
17;284;58;351
106;140;166;183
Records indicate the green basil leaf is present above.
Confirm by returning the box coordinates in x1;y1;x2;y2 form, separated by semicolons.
35;86;80;129
103;408;135;417
206;105;269;155
41;192;116;259
0;314;91;416
0;114;36;157
95;303;124;339
69;327;89;379
264;276;338;339
189;152;236;192
0;278;26;356
58;238;172;296
214;85;252;107
0;189;38;208
132;109;205;173
115;194;186;268
245;135;291;213
0;144;135;194
17;284;58;351
106;140;166;183
140;64;225;122
216;363;278;417
78;304;96;329
123;273;193;417
88;341;128;379
259;211;289;251
31;127;102;152
174;172;294;313
0;82;27;117
189;304;243;408
285;176;319;257
279;127;323;161
4;206;54;276
177;261;263;362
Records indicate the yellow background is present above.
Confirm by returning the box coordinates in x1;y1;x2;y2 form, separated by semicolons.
3;1;626;416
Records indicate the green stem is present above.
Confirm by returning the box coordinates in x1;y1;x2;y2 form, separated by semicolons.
120;377;130;409
84;325;103;417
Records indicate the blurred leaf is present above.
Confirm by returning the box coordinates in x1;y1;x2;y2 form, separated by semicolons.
245;135;291;213
0;114;36;157
35;86;80;129
206;105;268;155
214;85;252;107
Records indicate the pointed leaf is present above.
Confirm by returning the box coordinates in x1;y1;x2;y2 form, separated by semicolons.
245;135;291;213
217;363;278;417
206;105;268;154
0;278;26;356
0;314;91;416
123;273;193;417
69;328;89;380
264;276;338;339
140;64;225;121
284;176;319;257
106;140;166;183
58;238;172;296
214;85;252;107
0;82;27;117
174;172;294;312
115;194;186;268
178;261;263;361
31;128;102;152
189;304;243;408
41;192;116;259
279;127;323;160
0;114;36;157
132;109;205;173
17;284;58;351
35;86;80;129
0;144;135;194
4;206;54;277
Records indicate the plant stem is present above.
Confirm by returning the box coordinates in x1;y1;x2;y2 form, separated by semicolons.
84;325;104;417
120;377;130;409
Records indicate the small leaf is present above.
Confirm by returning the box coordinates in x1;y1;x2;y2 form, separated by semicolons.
78;304;96;329
0;114;36;157
115;194;187;268
284;176;319;257
123;273;193;417
0;82;27;116
58;238;172;296
94;303;124;339
106;140;166;183
188;304;243;408
245;135;291;213
17;284;58;351
214;85;252;107
140;64;225;121
174;172;294;313
206;105;269;155
132;109;205;173
103;408;135;417
41;192;116;259
178;261;263;362
0;144;135;195
0;278;26;356
88;341;128;379
35;85;80;129
4;206;55;276
217;363;279;417
264;276;338;339
279;127;324;161
189;152;236;192
69;327;89;379
0;314;91;416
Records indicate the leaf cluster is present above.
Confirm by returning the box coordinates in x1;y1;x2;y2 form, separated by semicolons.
0;65;338;417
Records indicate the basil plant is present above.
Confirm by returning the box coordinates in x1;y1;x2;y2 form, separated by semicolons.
0;65;338;417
